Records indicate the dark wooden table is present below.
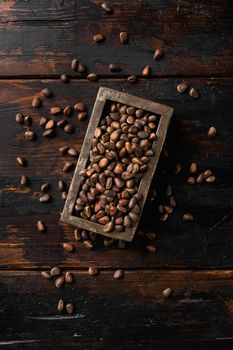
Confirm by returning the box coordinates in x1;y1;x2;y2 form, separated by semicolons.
0;1;233;349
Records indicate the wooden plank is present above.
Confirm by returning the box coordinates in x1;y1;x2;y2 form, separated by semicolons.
0;0;77;22
0;78;232;269
0;269;233;348
0;1;232;77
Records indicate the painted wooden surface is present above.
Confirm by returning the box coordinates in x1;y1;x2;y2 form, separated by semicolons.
0;270;233;349
0;1;232;77
0;1;233;348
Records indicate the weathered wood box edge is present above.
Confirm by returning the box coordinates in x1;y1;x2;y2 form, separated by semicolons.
61;87;173;242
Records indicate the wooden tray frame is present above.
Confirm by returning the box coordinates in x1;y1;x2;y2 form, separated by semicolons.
61;87;173;241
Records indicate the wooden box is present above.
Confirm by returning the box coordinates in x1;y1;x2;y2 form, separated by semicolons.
61;87;173;241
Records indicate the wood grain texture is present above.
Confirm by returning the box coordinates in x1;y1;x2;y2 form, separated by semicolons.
0;0;232;77
0;269;233;349
0;78;232;269
0;1;233;346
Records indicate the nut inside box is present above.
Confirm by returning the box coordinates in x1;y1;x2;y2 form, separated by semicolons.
61;87;173;242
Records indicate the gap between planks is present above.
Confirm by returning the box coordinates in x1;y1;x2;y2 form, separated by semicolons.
0;75;233;80
0;268;233;273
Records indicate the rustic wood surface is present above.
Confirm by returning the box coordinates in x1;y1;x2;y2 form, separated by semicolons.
0;1;233;349
0;0;233;77
0;270;233;349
